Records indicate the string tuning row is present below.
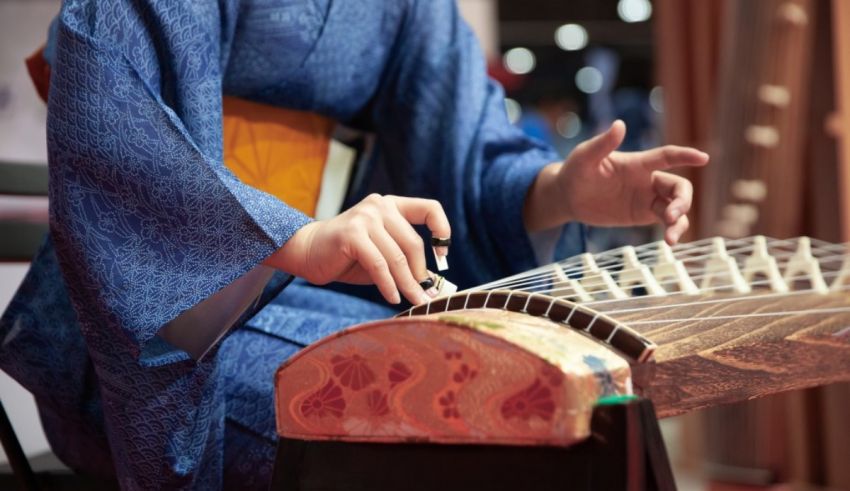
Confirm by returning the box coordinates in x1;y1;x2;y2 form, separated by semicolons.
465;235;847;306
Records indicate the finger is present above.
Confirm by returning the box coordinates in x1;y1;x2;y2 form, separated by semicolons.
650;196;670;224
381;203;430;282
665;214;690;245
628;145;709;172
569;119;626;168
390;196;452;257
370;226;432;305
652;172;693;224
351;234;401;304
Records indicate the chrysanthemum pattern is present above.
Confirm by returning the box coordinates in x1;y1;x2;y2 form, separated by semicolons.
301;380;347;419
500;379;556;422
388;361;412;388
366;390;390;417
331;354;376;391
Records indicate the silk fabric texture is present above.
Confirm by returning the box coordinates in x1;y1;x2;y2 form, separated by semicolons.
0;0;585;489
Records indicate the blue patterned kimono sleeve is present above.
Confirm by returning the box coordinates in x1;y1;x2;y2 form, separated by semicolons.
363;0;585;287
45;2;310;488
49;3;309;358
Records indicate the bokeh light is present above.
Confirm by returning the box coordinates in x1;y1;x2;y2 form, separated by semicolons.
503;47;536;75
555;24;588;51
575;66;604;94
617;0;653;23
649;86;664;113
556;112;583;139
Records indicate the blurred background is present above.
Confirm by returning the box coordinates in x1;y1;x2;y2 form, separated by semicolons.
1;0;849;489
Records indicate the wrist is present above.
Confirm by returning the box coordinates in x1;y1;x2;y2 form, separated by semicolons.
523;162;573;232
263;221;320;277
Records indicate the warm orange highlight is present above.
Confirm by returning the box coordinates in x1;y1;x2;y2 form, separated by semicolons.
223;97;333;217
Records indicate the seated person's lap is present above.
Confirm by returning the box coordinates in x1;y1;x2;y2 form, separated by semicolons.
218;280;396;487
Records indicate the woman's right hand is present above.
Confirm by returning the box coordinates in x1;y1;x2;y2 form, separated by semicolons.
264;194;451;305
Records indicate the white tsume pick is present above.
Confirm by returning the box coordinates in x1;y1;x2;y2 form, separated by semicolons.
434;251;449;271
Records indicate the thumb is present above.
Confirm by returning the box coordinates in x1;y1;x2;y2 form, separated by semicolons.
570;120;626;167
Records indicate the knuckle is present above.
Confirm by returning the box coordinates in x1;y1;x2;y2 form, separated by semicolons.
409;234;424;251
354;206;379;222
379;196;396;211
343;221;362;237
370;256;389;272
391;252;409;268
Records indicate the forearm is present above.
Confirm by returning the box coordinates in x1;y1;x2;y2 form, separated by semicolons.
522;162;572;232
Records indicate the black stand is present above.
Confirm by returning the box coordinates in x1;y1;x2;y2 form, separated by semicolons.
270;398;676;490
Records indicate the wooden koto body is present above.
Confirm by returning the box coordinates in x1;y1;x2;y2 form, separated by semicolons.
275;236;850;447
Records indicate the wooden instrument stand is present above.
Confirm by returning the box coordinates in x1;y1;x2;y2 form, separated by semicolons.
270;398;676;491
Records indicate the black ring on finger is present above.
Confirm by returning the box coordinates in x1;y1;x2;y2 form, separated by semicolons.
431;237;451;247
418;277;435;290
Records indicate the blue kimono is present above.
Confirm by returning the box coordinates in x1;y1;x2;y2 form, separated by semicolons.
0;0;585;489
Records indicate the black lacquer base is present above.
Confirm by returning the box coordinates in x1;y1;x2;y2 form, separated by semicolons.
270;398;676;491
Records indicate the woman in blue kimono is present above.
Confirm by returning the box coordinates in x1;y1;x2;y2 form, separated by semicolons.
0;0;707;489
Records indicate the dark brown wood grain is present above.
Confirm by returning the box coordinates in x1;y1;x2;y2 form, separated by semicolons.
612;292;850;417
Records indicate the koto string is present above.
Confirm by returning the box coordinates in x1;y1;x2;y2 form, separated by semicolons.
595;276;850;315
577;251;849;307
472;237;752;290
624;306;850;326
479;235;812;291
483;246;845;295
470;238;845;293
470;242;848;300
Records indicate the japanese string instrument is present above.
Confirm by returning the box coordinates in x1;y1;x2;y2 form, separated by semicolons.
273;235;850;448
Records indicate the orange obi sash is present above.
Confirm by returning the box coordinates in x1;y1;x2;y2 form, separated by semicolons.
222;97;333;217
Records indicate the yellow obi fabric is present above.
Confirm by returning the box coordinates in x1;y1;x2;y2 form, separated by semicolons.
222;96;334;217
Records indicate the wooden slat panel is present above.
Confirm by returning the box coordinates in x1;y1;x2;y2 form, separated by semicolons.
833;0;850;241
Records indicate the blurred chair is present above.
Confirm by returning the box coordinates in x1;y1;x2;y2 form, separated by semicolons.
0;160;47;491
0;161;48;261
0;160;115;491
